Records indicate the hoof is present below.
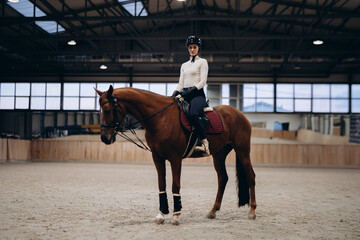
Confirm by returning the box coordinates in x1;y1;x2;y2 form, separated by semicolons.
206;213;216;219
248;208;256;220
155;218;165;224
171;215;180;225
154;213;165;224
171;219;180;225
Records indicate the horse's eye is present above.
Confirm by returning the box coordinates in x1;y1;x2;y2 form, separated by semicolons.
101;107;110;113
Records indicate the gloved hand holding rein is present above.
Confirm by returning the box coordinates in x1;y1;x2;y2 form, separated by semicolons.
180;86;198;101
172;90;180;98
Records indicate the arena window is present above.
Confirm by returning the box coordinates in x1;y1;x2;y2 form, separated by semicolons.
80;83;96;110
243;84;274;112
0;83;15;109
312;84;349;113
166;83;178;96
149;83;166;95
351;84;360;113
63;83;80;110
45;83;61;110
207;84;221;107
30;83;61;110
15;83;30;109
132;83;172;96
330;84;349;113
312;84;330;112
30;83;46;110
276;84;294;112
294;84;311;112
221;84;238;109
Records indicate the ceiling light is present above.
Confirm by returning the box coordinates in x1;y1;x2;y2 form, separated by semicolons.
67;40;76;46
313;40;323;45
8;0;19;2
177;0;186;1
100;65;107;70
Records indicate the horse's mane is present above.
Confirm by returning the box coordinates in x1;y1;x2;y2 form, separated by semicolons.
113;87;173;103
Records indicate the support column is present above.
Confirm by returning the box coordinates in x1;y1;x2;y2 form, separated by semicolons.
24;111;32;139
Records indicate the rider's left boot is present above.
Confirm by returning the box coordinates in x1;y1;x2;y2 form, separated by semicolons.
194;139;210;156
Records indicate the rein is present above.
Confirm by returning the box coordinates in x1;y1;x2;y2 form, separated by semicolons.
100;94;177;152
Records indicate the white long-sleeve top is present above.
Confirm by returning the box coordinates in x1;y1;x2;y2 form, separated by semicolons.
175;56;209;91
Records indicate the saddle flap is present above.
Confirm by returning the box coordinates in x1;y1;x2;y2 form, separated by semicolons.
180;109;224;134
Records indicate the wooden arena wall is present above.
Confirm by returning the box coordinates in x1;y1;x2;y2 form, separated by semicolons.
1;138;359;167
0;139;31;162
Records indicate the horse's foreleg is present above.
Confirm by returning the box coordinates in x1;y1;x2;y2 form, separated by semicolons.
170;159;182;225
207;148;230;219
153;154;168;224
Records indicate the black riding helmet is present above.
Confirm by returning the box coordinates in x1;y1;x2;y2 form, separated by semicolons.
185;35;202;49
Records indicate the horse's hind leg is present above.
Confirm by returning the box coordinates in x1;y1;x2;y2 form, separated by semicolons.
235;150;257;219
207;145;232;219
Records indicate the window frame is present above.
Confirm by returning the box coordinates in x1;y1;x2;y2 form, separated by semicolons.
0;82;357;114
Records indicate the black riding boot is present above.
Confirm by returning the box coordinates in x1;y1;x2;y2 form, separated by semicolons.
189;115;207;140
190;115;210;155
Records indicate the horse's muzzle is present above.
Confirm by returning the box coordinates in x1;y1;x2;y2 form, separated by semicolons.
101;134;116;145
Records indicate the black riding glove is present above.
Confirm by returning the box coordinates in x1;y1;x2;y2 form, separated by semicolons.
180;86;198;101
172;90;180;98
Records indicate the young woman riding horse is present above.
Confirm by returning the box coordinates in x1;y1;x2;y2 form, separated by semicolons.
172;35;210;156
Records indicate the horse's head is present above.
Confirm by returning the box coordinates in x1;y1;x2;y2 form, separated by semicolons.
95;85;124;145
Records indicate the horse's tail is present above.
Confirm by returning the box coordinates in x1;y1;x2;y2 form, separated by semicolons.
236;154;250;207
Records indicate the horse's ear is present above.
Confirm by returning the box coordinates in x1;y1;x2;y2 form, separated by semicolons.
94;88;103;96
107;85;114;96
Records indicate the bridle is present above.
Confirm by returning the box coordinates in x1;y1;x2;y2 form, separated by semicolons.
100;94;123;131
99;94;177;151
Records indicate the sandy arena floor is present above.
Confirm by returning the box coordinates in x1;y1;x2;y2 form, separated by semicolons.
0;162;359;240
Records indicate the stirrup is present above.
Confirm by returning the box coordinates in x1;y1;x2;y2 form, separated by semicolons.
194;141;210;156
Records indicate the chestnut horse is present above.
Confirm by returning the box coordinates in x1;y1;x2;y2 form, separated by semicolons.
96;86;256;225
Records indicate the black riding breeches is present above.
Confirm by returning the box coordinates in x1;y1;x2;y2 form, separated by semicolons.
189;96;207;140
